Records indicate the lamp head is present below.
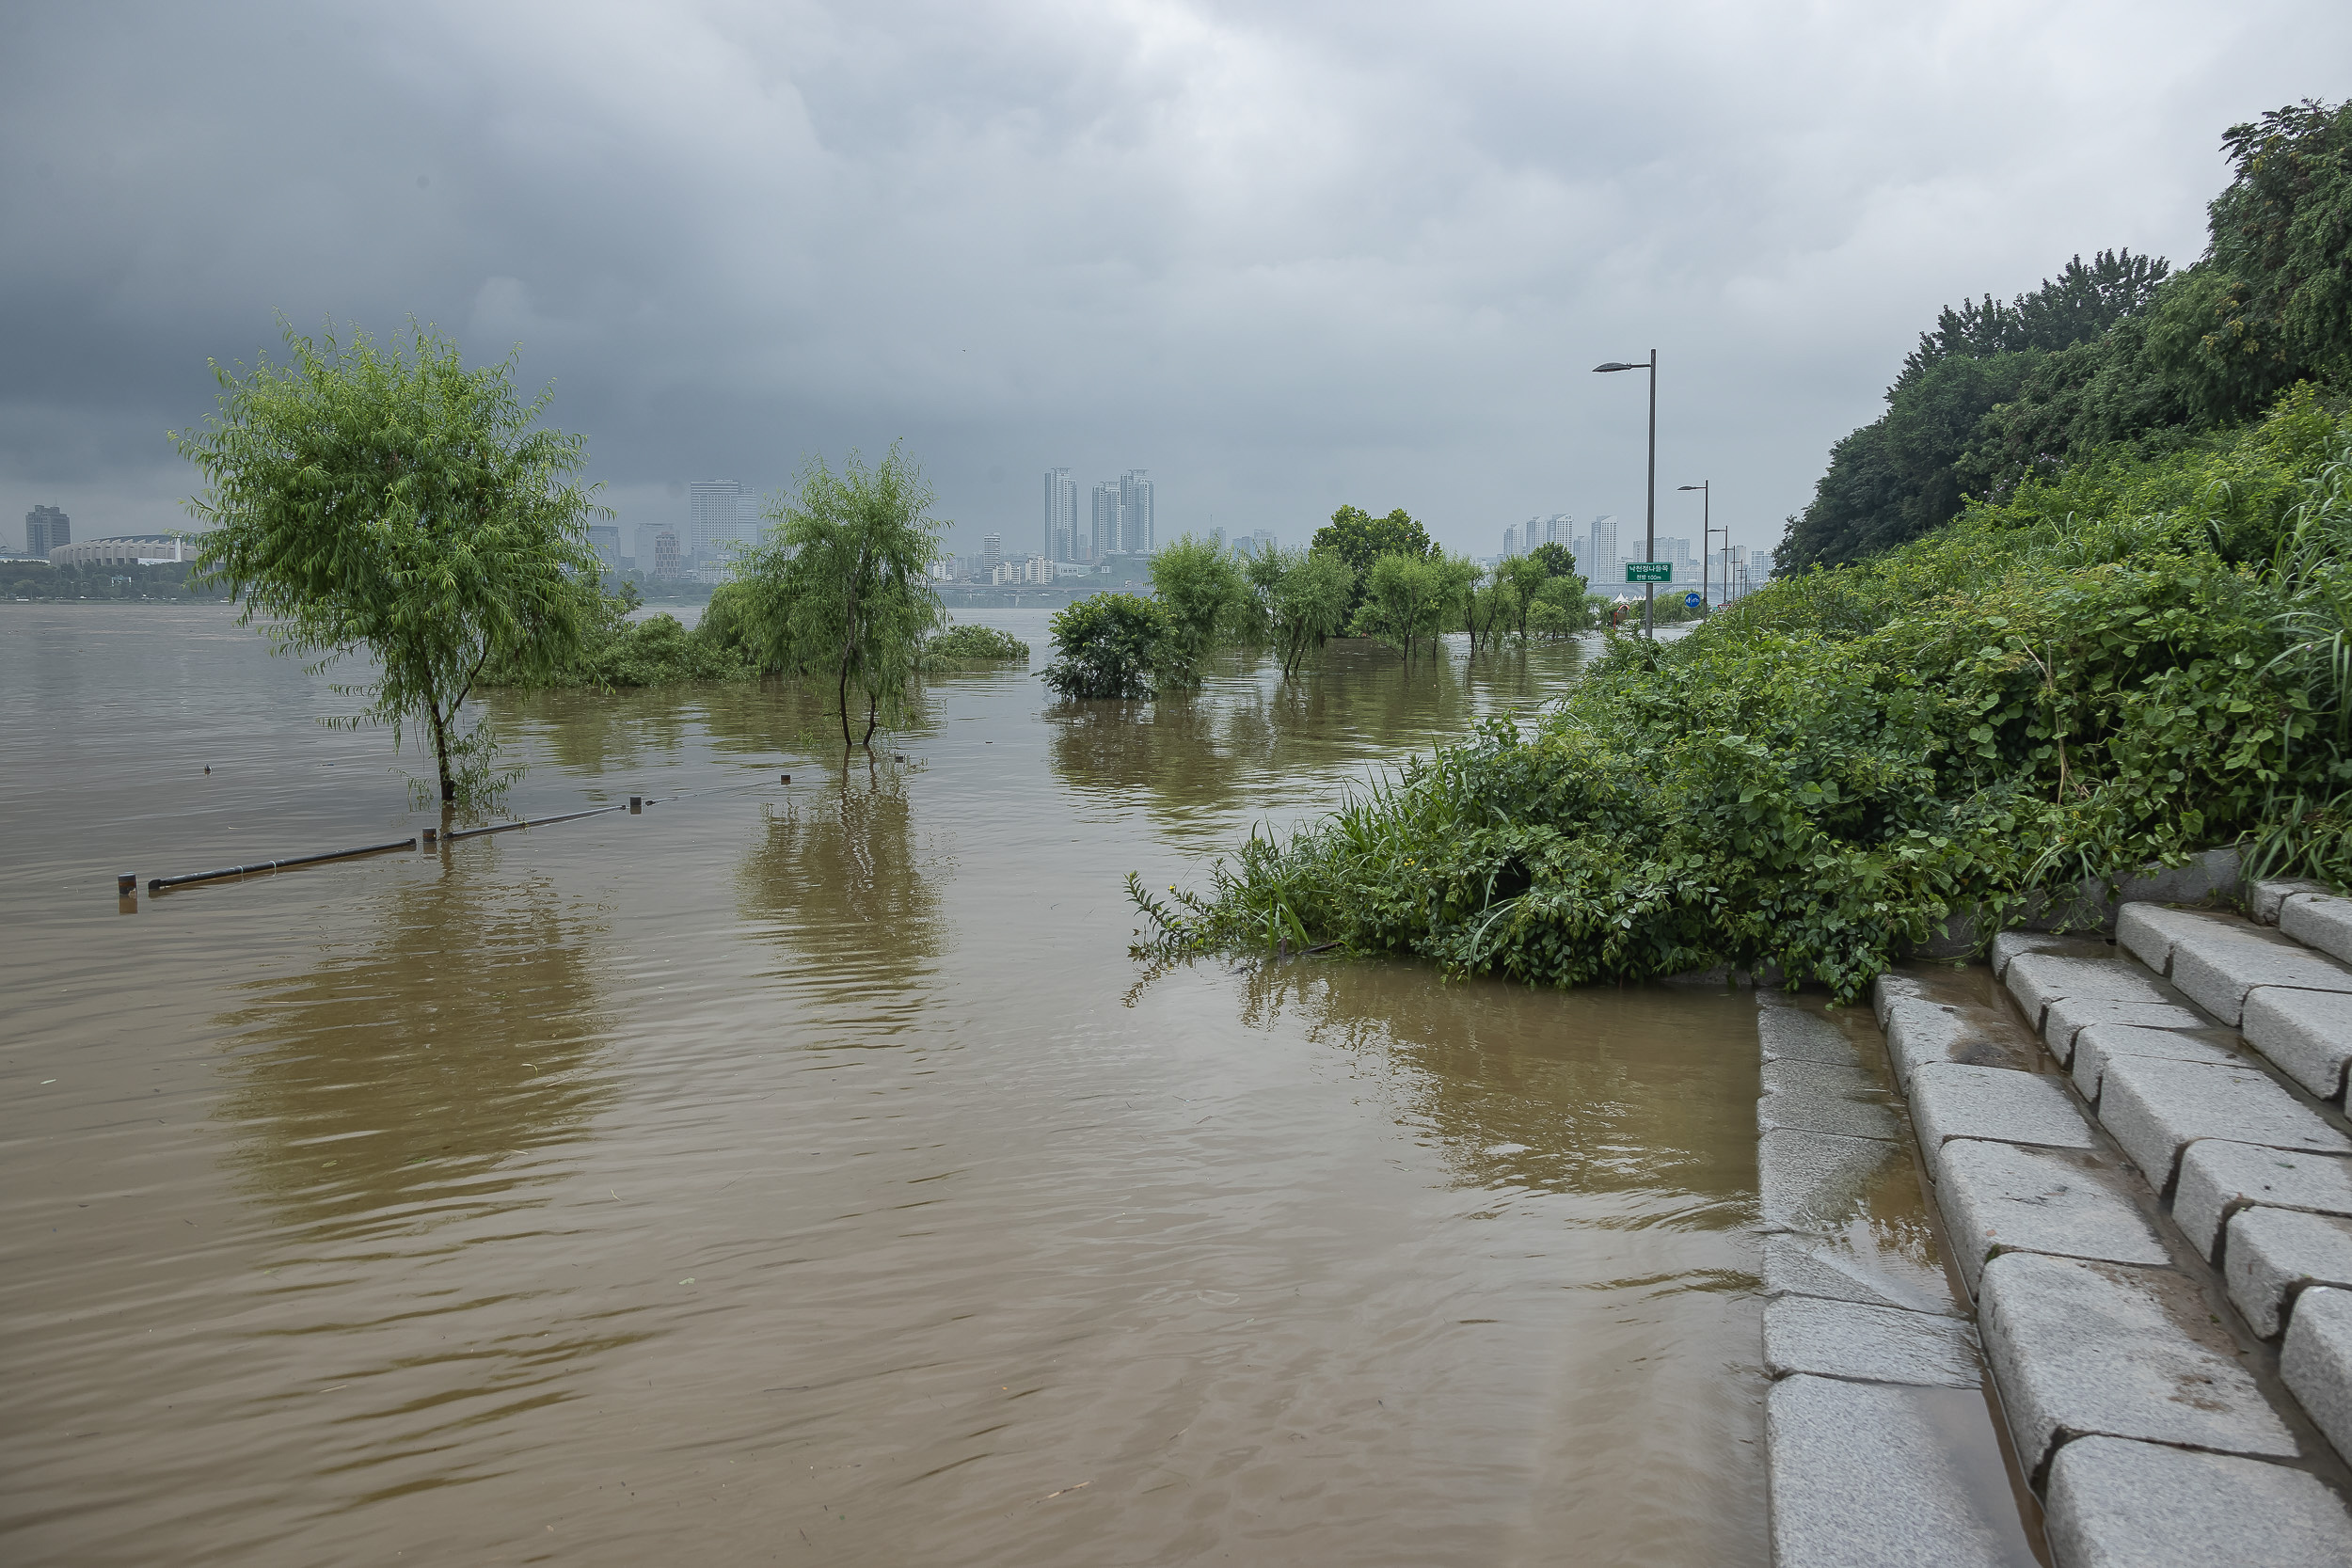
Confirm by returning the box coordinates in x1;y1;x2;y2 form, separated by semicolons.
1592;361;1639;372
1677;484;1705;492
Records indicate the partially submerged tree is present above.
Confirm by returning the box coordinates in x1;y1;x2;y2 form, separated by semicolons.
738;445;946;750
1353;552;1459;666
175;322;602;805
1247;546;1357;677
1149;534;1253;688
1040;592;1168;699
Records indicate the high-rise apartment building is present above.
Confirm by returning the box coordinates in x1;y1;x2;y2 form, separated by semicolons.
1089;482;1120;558
1502;523;1520;557
982;533;1003;574
651;530;681;579
688;481;755;566
1581;515;1618;583
1119;471;1154;555
24;505;69;558
1043;468;1077;560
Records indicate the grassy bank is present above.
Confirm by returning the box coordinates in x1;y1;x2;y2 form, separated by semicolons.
1134;395;2352;999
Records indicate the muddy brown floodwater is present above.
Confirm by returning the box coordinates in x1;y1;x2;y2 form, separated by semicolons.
3;605;1771;1566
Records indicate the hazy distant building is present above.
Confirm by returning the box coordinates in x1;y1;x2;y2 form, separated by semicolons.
651;530;681;579
1235;529;1276;558
1502;523;1519;557
982;533;1003;575
49;534;189;568
1120;471;1154;554
1581;515;1618;583
24;505;69;558
1043;468;1077;560
1089;481;1120;559
688;481;756;567
588;525;622;574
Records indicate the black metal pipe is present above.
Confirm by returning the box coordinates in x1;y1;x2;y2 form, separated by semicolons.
149;835;419;893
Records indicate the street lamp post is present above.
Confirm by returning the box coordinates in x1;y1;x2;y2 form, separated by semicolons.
1677;482;1708;616
1593;349;1657;639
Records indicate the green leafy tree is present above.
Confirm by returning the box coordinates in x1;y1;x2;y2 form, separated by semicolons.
1497;553;1551;643
1529;541;1578;579
1149;534;1252;688
174;322;602;805
1353;551;1462;666
737;444;946;751
1312;504;1432;615
1041;592;1168;699
1247;546;1357;677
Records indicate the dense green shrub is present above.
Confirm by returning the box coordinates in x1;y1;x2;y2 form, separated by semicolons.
1136;398;2352;1000
484;586;751;689
923;623;1030;666
1041;592;1168;699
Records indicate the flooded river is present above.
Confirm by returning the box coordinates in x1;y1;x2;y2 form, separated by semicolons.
3;605;1768;1565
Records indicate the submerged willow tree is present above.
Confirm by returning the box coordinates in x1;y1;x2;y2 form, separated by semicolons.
738;445;946;751
174;322;603;805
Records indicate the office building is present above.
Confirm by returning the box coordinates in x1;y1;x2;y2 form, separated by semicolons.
1236;529;1276;558
1043;468;1077;560
688;481;757;567
651;531;681;579
24;505;69;558
982;533;1003;575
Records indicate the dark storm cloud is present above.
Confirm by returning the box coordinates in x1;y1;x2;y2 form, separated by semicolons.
5;0;2346;554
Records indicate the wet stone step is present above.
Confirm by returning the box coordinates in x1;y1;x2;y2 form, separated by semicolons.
2069;1022;2249;1103
2039;995;2210;1068
2283;1286;2352;1466
2173;1142;2352;1262
2119;904;2352;1026
1766;1376;2039;1568
2043;1436;2352;1568
2225;1206;2352;1338
2244;986;2352;1104
2280;890;2352;968
1977;1252;2297;1478
2005;951;2185;1032
1931;1139;2168;1295
1758;1057;1901;1141
1763;1295;1980;1388
1758;1126;1903;1234
1908;1063;2100;1155
2096;1054;2352;1198
1761;1233;1961;1317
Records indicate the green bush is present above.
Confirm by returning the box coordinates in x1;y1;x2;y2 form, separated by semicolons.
1041;592;1168;699
923;623;1030;666
1135;395;2352;1000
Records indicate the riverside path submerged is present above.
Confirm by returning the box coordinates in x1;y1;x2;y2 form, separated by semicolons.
4;603;1772;1566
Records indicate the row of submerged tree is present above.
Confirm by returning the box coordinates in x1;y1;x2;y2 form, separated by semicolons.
1038;508;1616;699
171;317;1617;802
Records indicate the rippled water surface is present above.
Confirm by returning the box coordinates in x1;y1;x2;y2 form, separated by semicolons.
3;605;1766;1565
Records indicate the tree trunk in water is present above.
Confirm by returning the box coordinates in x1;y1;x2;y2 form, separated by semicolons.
430;705;455;802
861;691;879;750
836;662;853;751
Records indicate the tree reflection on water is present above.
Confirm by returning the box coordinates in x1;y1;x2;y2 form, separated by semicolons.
213;867;614;1239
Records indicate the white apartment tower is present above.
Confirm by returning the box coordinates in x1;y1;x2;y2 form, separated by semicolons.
1119;470;1154;555
1581;515;1618;582
1043;468;1077;560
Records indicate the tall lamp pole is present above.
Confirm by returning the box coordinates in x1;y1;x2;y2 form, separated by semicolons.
1593;349;1658;638
1677;482;1720;615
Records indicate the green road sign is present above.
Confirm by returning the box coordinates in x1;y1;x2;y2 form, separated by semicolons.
1625;562;1673;583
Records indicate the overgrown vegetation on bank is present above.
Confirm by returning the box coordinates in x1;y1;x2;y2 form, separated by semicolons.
1782;100;2351;571
1135;102;2352;998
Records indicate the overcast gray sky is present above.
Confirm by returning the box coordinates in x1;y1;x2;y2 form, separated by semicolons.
6;0;2347;562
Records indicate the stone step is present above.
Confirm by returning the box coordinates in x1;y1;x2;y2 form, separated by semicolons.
2043;1437;2352;1568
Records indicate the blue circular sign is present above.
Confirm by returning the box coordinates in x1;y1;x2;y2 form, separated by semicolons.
1684;592;1703;609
